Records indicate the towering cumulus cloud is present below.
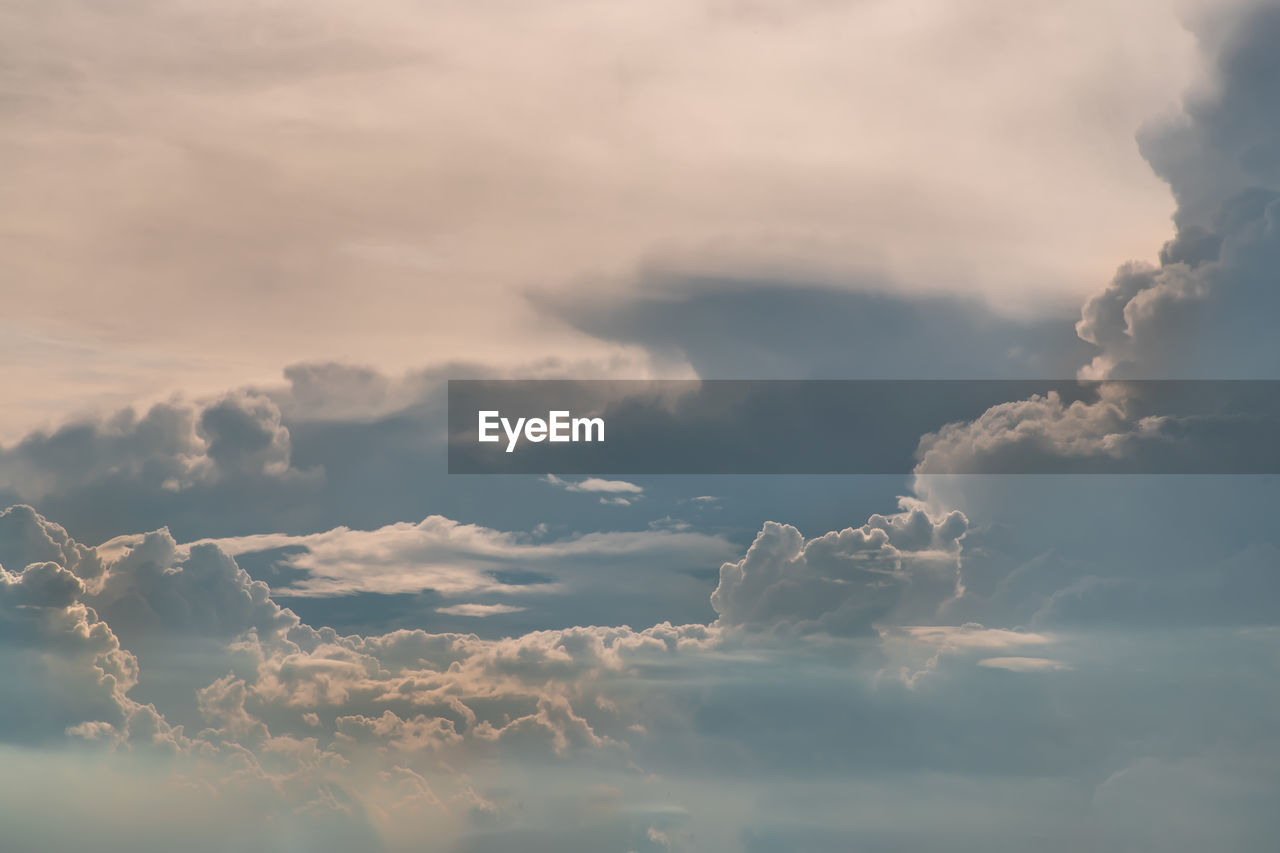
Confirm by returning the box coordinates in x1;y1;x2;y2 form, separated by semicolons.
912;5;1280;481
0;507;176;749
711;503;967;634
1078;4;1280;379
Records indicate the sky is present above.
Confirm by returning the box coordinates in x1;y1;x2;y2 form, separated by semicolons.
1;0;1208;436
3;1;1280;851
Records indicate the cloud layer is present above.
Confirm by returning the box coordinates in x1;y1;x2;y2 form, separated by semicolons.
0;0;1205;437
4;498;1279;852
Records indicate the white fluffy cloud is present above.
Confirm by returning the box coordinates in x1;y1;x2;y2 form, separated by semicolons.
545;475;646;506
545;475;644;495
711;501;967;634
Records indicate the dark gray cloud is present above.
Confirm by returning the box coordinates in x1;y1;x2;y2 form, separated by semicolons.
1139;4;1280;225
0;391;322;542
1079;5;1280;379
542;277;1095;380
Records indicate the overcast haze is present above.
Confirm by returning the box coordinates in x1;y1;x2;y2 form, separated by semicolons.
2;0;1209;436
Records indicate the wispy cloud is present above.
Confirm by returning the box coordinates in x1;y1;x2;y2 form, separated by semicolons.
977;656;1072;672
544;475;644;495
899;624;1055;650
435;603;527;617
190;515;731;598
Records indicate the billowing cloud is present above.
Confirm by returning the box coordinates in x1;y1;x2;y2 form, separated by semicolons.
0;392;312;505
0;503;104;586
2;500;1280;851
1076;5;1280;379
0;556;177;749
94;529;298;642
711;501;967;634
902;5;1280;490
913;382;1280;475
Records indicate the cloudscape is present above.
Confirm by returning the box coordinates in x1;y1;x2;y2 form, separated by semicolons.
3;1;1280;851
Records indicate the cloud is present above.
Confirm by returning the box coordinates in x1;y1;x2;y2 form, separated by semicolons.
94;528;299;642
914;387;1140;474
878;622;1058;685
711;501;967;635
898;4;1280;495
0;0;1203;438
8;5;1280;850
0;503;104;586
199;393;293;478
912;382;1280;475
0;357;691;545
898;624;1054;651
545;278;1097;380
4;502;1280;851
0;391;313;512
4;10;1280;847
196;516;733;599
976;657;1071;672
544;475;645;507
435;604;527;618
1075;5;1280;380
544;476;644;495
0;505;720;834
0;549;178;748
1076;192;1280;379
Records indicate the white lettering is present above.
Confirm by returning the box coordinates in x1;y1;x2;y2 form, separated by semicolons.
502;416;526;453
478;411;500;442
573;417;605;442
479;411;605;452
549;410;571;442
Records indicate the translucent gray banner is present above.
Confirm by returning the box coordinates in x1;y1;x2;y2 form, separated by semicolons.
447;380;1280;474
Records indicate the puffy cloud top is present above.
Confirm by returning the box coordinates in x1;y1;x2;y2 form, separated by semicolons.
712;504;966;634
1077;6;1280;379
